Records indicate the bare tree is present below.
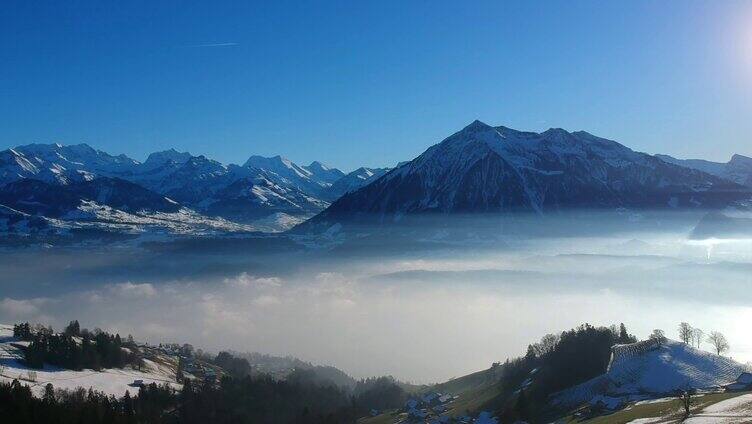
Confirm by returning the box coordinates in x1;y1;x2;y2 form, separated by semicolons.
649;329;667;345
27;370;37;382
707;331;729;355
691;328;704;349
679;390;692;417
678;322;693;344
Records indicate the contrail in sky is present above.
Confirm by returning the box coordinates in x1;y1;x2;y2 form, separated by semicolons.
185;42;238;48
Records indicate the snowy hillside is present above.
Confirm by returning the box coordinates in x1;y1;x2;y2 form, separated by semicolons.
0;324;180;398
553;340;747;408
311;121;751;224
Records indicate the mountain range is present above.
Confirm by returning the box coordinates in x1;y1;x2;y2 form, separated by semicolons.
0;142;392;238
1;120;750;242
310;121;751;227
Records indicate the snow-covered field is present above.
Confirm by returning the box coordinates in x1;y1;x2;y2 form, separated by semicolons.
52;201;259;236
0;324;180;397
554;340;748;408
684;393;752;423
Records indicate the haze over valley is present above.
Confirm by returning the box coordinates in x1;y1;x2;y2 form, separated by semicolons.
4;2;752;421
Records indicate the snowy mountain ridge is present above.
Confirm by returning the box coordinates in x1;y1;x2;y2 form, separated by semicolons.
310;120;751;225
0;143;364;236
657;153;752;188
3;122;751;241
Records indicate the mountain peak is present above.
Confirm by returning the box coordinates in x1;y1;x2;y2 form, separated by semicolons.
308;160;330;171
244;155;292;169
730;154;752;165
542;127;571;138
310;121;749;224
144;149;192;166
462;119;494;132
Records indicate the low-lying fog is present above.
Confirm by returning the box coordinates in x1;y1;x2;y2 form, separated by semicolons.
1;212;751;383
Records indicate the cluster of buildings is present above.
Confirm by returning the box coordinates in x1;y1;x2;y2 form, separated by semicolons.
400;392;498;423
145;343;222;385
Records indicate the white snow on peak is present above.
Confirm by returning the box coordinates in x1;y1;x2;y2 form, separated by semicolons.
244;155;313;180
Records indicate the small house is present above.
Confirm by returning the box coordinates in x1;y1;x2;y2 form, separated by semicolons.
438;394;453;404
421;392;441;405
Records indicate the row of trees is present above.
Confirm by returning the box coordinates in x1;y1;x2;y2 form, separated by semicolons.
212;351;252;379
15;321;143;371
676;322;729;355
1;371;406;424
490;323;639;422
0;379;176;424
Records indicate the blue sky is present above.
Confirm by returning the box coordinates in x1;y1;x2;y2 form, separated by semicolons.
1;1;751;171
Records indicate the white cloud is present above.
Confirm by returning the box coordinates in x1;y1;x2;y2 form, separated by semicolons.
224;272;282;288
110;282;157;299
0;297;43;315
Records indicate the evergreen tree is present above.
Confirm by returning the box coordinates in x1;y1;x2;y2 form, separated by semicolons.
176;357;185;383
64;320;81;337
43;383;55;405
123;390;134;419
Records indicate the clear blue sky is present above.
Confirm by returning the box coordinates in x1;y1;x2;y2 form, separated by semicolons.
2;0;751;171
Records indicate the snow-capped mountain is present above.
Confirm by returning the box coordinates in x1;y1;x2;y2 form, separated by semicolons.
310;121;750;224
0;143;353;232
131;154;239;205
656;154;752;188
0;143;138;186
305;161;346;185
202;174;328;222
5;124;747;241
242;155;344;200
142;148;194;169
324;167;390;199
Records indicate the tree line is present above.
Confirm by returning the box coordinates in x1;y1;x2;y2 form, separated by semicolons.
14;321;143;371
485;323;637;422
675;322;729;355
0;369;406;424
0;379;176;424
